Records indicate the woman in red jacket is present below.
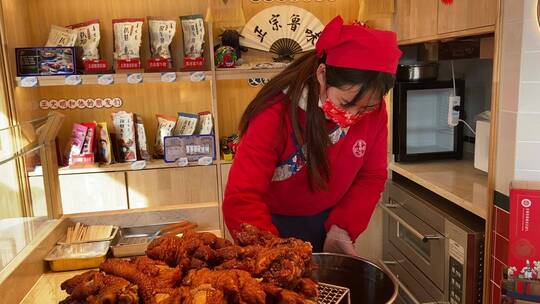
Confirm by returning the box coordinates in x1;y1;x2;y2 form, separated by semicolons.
223;16;402;254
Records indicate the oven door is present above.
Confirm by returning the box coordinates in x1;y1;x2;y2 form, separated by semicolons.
381;201;447;291
381;242;443;304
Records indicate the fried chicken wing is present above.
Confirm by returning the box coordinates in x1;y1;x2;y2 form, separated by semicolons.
100;257;181;289
100;256;183;303
262;283;312;304
235;224;277;247
297;278;319;299
60;270;138;304
183;284;226;304
184;268;266;304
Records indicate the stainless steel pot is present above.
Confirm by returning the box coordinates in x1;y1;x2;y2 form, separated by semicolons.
396;62;439;82
312;253;398;304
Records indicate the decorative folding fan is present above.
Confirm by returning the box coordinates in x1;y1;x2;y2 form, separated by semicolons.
241;5;324;61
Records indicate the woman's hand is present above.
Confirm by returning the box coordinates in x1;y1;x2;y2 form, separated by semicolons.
323;225;357;256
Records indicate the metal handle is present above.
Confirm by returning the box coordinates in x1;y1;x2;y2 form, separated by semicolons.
380;203;444;243
379;259;445;304
384;198;401;209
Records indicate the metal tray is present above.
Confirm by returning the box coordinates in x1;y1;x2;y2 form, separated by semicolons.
44;241;110;272
110;223;176;257
57;225;119;245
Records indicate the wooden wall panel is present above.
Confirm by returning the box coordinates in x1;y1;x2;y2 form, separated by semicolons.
59;171;128;214
217;80;261;137
126;165;218;208
242;0;359;24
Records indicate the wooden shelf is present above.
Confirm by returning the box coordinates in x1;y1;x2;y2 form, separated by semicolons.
389;159;489;219
215;67;285;80
15;71;213;88
14;67;289;86
28;159;217;176
220;159;233;165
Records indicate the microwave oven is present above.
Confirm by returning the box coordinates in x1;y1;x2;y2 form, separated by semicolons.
392;80;465;162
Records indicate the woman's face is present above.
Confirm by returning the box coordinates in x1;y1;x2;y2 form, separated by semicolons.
316;64;380;115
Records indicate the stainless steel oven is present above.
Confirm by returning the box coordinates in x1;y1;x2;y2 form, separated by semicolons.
381;176;484;304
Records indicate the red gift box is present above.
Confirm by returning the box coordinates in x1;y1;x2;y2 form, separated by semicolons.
509;181;540;281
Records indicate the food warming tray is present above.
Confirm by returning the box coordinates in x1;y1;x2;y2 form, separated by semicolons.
110;223;178;257
44;241;110;271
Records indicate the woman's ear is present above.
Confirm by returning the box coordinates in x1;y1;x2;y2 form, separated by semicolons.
316;63;327;97
316;63;326;84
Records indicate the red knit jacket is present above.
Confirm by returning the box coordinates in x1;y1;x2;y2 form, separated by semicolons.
223;92;388;240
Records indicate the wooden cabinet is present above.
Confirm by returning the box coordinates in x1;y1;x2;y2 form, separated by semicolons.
395;0;438;41
59;172;128;214
396;0;497;44
126;166;218;208
437;0;497;34
354;205;384;261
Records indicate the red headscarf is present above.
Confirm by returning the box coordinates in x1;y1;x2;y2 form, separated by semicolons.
316;16;402;74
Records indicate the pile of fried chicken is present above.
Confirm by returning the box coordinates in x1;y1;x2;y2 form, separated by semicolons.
59;224;319;304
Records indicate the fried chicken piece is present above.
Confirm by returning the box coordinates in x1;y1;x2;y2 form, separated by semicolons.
214;237;233;249
255;238;314;287
184;268;266;304
217;233;313;289
146;232;229;270
183;284;226;304
60;270;138;304
262;283;310;304
235;224;277;246
61;270;98;294
100;257;181;288
146;235;185;266
297;278;319;298
100;257;182;303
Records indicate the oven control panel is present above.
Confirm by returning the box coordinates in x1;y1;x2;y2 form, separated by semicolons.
449;238;465;304
449;257;464;304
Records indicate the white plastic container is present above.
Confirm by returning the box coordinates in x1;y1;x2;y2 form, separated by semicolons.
474;120;490;172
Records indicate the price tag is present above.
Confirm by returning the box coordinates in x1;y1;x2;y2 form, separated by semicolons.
20;77;38;87
161;72;177;83
131;160;147;170
190;71;206;82
65;75;82;85
127;73;143;84
176;157;189;167
198;156;213;166
97;74;114;85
